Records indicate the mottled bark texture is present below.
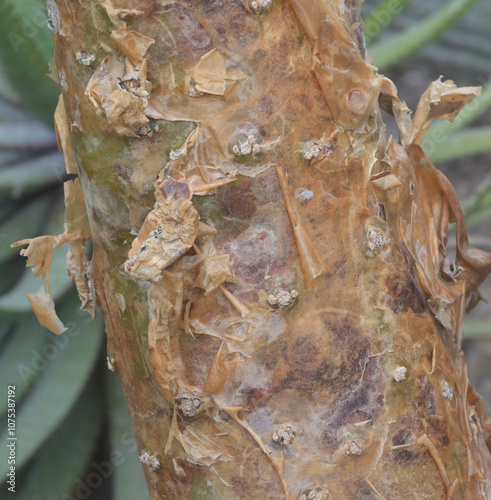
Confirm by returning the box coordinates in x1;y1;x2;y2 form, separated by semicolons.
39;0;491;498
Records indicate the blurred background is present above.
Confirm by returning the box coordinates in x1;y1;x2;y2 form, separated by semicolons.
0;0;489;498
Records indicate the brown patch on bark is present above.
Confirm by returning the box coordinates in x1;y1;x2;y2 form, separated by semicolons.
392;428;420;465
385;271;427;314
218;179;256;219
160;180;191;200
115;163;132;183
239;387;272;410
427;418;450;448
226;230;276;285
414;375;438;416
159;3;213;61
179;330;222;389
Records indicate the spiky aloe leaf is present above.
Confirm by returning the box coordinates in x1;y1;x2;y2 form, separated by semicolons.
370;0;481;69
364;0;411;44
0;318;51;414
0;290;103;476
429;126;491;163
17;377;103;500
0;0;58;125
0;151;65;201
107;371;150;500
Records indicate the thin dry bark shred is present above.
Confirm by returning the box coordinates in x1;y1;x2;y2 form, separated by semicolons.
13;0;491;498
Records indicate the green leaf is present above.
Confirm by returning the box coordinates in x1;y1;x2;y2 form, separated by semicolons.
428;126;491;164
0;121;57;150
0;99;29;123
0;151;65;200
0;63;21;105
369;0;481;70
0;0;59;125
464;318;491;340
0;256;25;296
0;323;14;351
461;176;491;216
107;371;151;500
0;204;13;222
0;150;31;168
364;0;411;44
18;378;103;500
0;318;49;415
465;206;491;229
0;289;103;476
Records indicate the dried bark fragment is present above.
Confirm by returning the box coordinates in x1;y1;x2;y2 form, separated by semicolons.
101;0;144;29
26;286;67;335
12;97;95;330
147;277;182;403
85;33;154;137
110;29;155;66
182;48;244;97
66;240;95;314
409;77;481;145
366;72;491;497
374;78;491;340
121;180;200;282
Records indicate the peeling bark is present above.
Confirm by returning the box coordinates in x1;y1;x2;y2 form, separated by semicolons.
26;0;491;498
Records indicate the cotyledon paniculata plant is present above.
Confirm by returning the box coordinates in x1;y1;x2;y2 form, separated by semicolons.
13;0;491;498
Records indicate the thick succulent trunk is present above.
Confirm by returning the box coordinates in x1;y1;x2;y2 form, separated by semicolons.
42;0;491;498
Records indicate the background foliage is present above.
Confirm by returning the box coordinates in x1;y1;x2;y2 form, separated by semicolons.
0;0;489;498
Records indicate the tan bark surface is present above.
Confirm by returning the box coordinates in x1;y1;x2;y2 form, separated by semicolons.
20;0;491;498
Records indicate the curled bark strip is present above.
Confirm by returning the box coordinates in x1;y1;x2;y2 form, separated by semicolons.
409;77;481;146
380;76;480;149
390;433;451;493
276;166;329;289
365;478;386;500
418;434;450;490
203;342;229;394
148;277;182;403
373;136;491;342
110;29;155;66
